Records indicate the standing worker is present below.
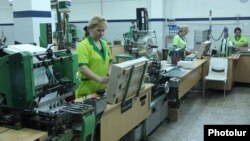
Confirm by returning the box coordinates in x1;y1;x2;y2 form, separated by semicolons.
173;25;189;49
170;25;190;64
76;16;112;98
229;27;248;47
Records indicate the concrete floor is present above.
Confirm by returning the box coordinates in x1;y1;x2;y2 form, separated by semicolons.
149;85;250;141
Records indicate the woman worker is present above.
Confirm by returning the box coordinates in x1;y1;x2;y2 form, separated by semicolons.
76;16;112;98
229;27;248;47
170;25;189;63
173;25;189;49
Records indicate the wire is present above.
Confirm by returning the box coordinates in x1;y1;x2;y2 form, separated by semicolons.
47;44;55;50
210;29;224;41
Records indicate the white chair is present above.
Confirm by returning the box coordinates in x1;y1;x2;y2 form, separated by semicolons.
203;57;228;98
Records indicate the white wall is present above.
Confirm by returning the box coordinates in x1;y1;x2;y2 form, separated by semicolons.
69;0;166;49
102;0;149;19
167;0;250;18
69;0;101;21
69;0;149;21
0;0;14;45
1;0;250;50
69;0;149;44
0;1;13;23
0;0;53;45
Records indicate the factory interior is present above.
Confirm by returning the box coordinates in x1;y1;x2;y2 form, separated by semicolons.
0;0;250;141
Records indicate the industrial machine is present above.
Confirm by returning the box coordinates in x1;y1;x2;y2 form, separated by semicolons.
54;0;79;49
207;10;236;57
194;30;209;52
123;8;158;59
39;23;53;48
217;27;237;57
0;44;95;141
145;61;169;135
120;9;170;139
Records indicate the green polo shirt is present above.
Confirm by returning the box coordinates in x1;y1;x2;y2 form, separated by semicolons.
229;35;248;47
76;36;112;98
173;34;187;48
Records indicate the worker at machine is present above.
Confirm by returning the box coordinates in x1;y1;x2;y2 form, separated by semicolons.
173;25;189;49
76;16;112;98
170;25;190;64
229;27;248;47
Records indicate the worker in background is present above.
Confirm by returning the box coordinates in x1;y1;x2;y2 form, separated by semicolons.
229;27;248;47
76;16;112;98
81;25;89;41
173;25;189;49
170;25;190;64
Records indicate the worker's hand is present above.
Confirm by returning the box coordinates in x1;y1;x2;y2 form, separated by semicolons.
98;76;109;84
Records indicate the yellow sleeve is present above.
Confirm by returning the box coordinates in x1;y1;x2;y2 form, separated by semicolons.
173;35;179;47
76;41;90;67
244;35;248;44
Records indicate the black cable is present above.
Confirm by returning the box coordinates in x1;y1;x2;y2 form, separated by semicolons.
47;43;55;50
210;29;224;41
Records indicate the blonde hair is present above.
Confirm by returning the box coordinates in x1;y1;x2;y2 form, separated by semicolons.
178;25;189;33
88;16;107;30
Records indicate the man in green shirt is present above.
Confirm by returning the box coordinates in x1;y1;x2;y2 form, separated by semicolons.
229;27;248;47
76;16;112;98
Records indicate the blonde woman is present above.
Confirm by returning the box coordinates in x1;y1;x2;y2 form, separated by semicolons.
173;25;189;49
76;16;112;98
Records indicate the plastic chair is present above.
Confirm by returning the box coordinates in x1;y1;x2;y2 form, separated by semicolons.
203;57;228;98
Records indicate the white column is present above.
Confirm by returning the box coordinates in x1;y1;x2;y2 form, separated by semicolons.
12;0;52;45
150;0;166;50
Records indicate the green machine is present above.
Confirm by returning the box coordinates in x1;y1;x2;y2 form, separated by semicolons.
0;44;96;141
0;51;34;109
39;23;53;48
0;45;77;109
122;8;158;61
55;0;79;50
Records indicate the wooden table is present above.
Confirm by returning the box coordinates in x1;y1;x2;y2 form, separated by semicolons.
0;127;47;141
0;127;8;134
234;50;250;83
176;59;206;99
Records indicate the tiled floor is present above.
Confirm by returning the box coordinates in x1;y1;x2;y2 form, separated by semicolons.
149;86;250;141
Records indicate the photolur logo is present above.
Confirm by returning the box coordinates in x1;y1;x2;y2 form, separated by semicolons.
208;129;247;136
204;125;250;141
